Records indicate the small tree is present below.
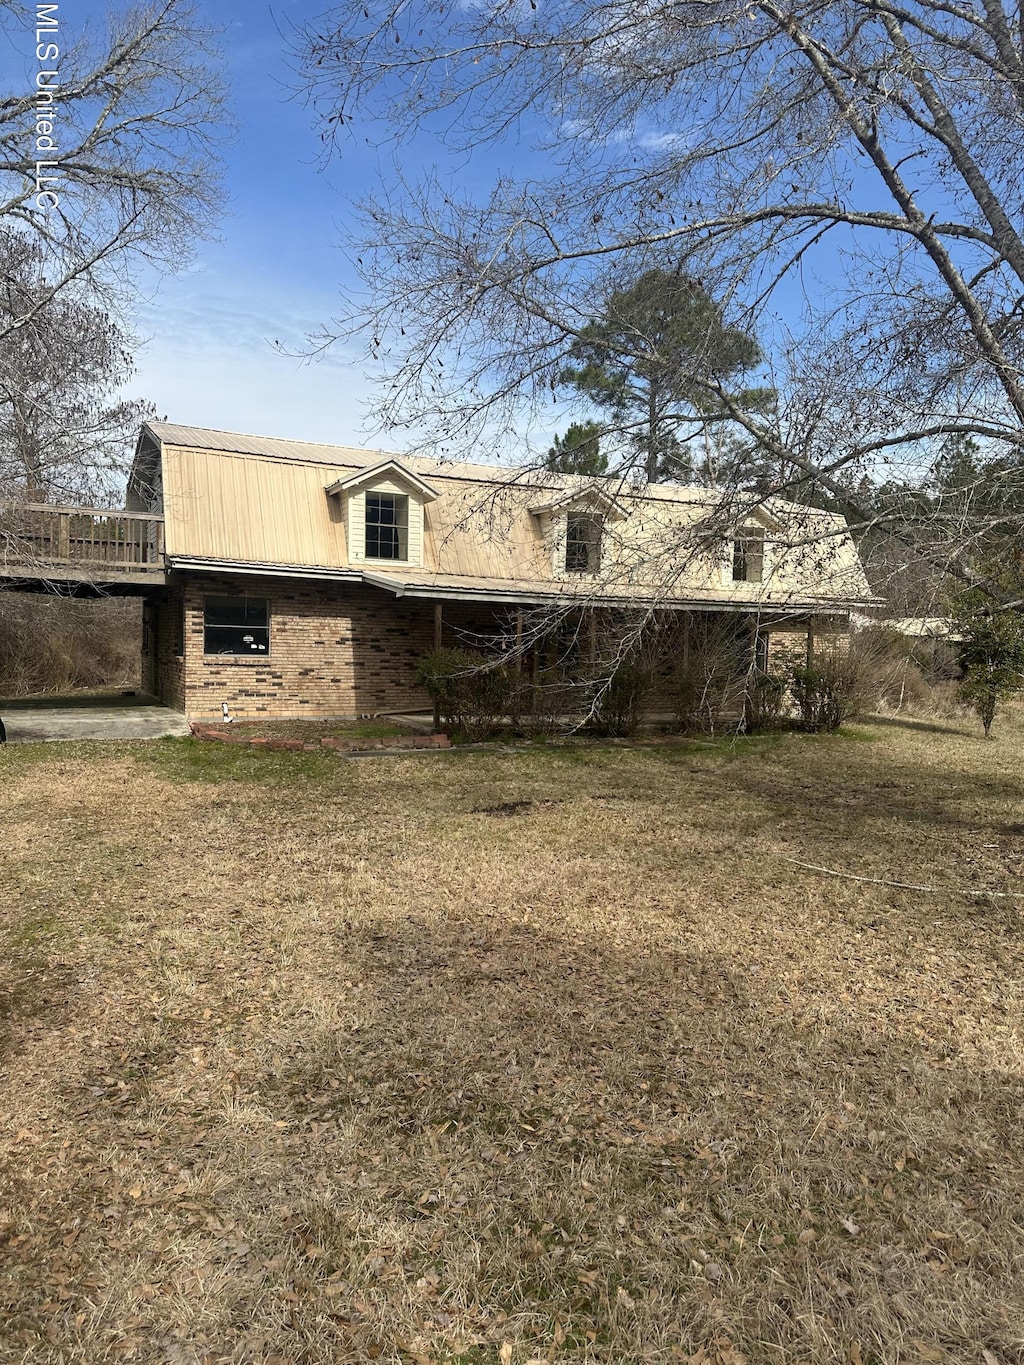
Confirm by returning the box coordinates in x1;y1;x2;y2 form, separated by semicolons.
952;604;1024;738
545;420;606;475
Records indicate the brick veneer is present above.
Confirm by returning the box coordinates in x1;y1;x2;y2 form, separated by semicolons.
152;572;447;720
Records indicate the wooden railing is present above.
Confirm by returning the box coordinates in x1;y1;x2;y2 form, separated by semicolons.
0;503;165;574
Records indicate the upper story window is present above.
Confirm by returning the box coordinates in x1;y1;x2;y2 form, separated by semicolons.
204;596;269;656
365;492;409;560
732;529;764;583
327;460;438;570
565;512;603;574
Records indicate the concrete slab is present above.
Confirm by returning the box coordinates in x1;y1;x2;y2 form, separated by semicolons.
1;696;191;743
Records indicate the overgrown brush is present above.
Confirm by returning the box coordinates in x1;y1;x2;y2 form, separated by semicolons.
671;619;749;735
0;595;140;697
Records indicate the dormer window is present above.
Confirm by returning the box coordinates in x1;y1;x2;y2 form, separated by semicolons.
732;528;765;583
365;492;409;560
566;512;603;573
326;459;439;569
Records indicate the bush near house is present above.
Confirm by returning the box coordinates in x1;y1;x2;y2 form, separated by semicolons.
670;620;750;735
420;625;959;743
591;657;655;737
417;647;522;741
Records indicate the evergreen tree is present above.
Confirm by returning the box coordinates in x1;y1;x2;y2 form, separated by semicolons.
559;270;770;483
952;597;1024;738
544;420;606;475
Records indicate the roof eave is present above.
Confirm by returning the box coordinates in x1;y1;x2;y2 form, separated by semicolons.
326;458;440;502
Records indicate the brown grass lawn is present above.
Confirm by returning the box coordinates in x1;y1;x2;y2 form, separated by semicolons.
2;712;1023;1365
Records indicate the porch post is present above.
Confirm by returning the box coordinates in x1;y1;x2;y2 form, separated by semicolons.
433;601;443;733
806;615;815;670
516;607;524;672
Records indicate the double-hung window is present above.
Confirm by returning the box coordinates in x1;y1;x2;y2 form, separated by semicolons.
365;493;409;560
565;513;603;573
732;529;765;583
204;596;270;656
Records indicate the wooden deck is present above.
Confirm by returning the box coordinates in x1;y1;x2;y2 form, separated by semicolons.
0;503;167;589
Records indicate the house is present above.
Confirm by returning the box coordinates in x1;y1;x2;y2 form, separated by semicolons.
126;422;876;719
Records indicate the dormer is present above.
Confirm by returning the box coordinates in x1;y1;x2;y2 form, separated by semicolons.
326;459;439;568
530;486;627;579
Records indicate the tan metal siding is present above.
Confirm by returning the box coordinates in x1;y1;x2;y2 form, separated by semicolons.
157;439;874;606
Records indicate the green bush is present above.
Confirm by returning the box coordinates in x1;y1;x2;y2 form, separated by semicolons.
951;602;1024;738
788;650;863;732
592;658;654;737
743;668;789;732
417;647;518;741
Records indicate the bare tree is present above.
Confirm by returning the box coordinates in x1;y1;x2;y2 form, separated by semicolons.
0;0;226;345
293;0;1024;607
0;0;226;512
0;230;153;503
0;0;226;678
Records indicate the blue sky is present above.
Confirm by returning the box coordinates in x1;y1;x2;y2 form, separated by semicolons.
128;0;380;444
0;0;391;447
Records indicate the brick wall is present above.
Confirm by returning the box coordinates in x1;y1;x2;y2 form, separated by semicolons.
165;573;447;719
154;571;840;721
151;584;186;711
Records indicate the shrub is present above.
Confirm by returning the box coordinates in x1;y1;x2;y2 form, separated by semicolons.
788;648;865;732
417;647;518;741
743;668;789;732
516;674;584;738
592;658;654;737
671;620;748;735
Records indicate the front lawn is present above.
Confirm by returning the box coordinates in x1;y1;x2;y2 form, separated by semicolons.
1;714;1022;1363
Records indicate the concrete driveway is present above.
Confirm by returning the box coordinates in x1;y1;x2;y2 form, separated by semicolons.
0;694;191;743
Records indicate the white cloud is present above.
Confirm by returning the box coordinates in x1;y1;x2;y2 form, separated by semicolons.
127;275;382;447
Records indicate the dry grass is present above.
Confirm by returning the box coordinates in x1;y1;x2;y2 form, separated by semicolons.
1;710;1023;1365
202;719;424;742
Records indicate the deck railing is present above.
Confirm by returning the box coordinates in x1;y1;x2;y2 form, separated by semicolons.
0;503;165;574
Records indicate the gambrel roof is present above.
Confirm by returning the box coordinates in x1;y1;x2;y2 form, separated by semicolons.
128;422;876;611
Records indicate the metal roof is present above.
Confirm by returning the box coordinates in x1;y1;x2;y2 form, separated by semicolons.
141;422;875;608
